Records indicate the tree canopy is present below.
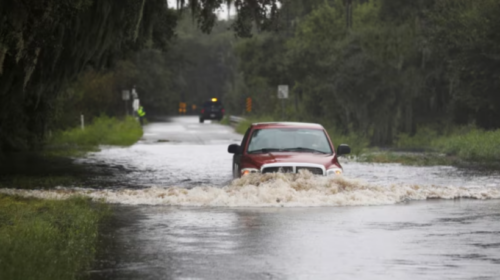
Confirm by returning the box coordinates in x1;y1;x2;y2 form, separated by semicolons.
1;0;499;150
224;0;500;145
0;0;283;151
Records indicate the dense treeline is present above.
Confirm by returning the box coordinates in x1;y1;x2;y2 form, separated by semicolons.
0;0;276;152
225;0;500;145
56;14;237;121
2;0;499;151
0;0;176;151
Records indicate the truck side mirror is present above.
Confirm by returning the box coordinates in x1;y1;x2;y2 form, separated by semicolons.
337;144;351;156
228;144;242;154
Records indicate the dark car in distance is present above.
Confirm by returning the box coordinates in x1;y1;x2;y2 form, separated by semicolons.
228;122;351;178
200;98;224;123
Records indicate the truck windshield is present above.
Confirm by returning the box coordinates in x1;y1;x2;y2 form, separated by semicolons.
247;128;333;154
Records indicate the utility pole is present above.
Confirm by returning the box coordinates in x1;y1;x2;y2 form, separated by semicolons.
345;0;353;30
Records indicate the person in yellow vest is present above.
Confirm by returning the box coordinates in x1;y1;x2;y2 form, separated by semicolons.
137;105;146;125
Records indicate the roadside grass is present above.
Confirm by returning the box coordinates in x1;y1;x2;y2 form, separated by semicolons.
363;125;500;166
0;175;80;190
0;117;140;280
219;115;231;125
0;194;109;280
45;115;143;156
432;128;500;162
394;126;440;150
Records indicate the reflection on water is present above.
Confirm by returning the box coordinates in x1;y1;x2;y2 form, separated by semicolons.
90;200;500;280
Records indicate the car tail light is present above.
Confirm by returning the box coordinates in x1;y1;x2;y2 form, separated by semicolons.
201;109;205;113
221;109;225;114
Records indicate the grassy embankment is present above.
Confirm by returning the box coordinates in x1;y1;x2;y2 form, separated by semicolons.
231;116;500;167
360;126;500;167
1;115;143;189
45;115;143;157
0;195;108;280
0;116;142;279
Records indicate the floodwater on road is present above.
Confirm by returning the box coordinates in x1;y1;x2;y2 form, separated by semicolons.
2;116;500;279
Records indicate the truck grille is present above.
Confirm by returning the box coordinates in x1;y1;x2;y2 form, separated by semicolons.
296;167;324;175
261;166;324;175
262;167;294;174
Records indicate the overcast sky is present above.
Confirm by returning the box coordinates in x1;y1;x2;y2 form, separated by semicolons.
166;0;235;20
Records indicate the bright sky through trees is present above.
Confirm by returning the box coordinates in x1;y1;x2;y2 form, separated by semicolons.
166;0;235;20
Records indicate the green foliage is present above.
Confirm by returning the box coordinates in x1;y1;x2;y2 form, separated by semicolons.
230;0;500;150
0;195;108;280
219;115;231;125
174;16;238;109
47;116;143;154
427;0;500;129
324;125;369;156
0;0;176;152
393;125;500;163
2;0;500;156
395;127;440;150
433;128;500;162
176;0;281;37
285;0;423;145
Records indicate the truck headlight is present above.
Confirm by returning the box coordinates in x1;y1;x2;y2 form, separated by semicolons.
326;168;343;176
241;168;259;176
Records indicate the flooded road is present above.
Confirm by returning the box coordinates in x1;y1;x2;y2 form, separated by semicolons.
2;116;500;279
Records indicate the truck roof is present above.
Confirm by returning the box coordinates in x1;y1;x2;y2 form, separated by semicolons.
252;122;324;129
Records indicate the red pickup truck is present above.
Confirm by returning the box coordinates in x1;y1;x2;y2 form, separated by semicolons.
228;122;350;178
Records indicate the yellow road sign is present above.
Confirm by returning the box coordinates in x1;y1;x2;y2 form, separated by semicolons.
179;102;187;114
246;97;252;113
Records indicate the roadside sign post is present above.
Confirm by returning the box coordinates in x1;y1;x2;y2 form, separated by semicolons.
278;85;289;120
122;90;130;115
132;99;139;119
130;86;140;120
131;87;138;99
246;97;252;113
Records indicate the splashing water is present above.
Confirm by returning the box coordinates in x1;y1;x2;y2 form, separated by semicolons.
1;171;499;207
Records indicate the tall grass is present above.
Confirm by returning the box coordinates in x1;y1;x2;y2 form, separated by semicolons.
0;194;108;280
395;125;500;162
219;115;231;125
47;116;143;154
432;128;500;162
394;126;440;150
